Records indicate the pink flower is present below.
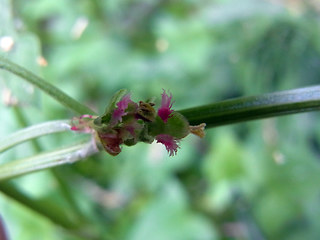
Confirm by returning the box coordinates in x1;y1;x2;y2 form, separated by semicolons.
111;94;132;124
157;90;174;123
156;134;180;156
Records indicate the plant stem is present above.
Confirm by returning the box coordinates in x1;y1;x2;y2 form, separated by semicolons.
0;182;100;239
11;107;88;224
0;141;98;181
179;86;320;128
0;56;95;115
0;181;78;229
0;119;71;153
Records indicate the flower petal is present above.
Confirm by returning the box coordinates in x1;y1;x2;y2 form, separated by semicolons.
111;94;132;124
155;134;180;156
157;90;174;123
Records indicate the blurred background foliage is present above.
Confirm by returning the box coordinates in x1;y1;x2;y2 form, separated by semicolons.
1;0;320;239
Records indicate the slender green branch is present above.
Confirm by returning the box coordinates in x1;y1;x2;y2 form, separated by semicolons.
11;108;88;224
0;120;71;153
11;107;45;154
0;141;98;181
179;86;320;128
0;56;95;115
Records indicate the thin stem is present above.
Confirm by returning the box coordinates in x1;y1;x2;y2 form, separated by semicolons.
0;119;71;153
179;86;320;128
0;141;98;181
0;56;95;115
11;107;88;223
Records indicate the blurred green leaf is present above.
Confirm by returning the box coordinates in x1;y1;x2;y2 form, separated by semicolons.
128;181;218;240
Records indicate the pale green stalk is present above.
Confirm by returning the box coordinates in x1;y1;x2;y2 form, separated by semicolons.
0;141;98;181
0;120;71;153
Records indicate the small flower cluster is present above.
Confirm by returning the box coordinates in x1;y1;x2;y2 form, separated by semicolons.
71;90;205;156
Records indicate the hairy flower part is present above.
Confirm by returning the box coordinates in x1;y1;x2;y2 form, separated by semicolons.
155;134;180;156
111;94;132;124
71;115;94;133
158;90;174;123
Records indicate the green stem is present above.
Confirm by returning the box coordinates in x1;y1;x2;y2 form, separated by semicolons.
0;181;78;229
0;141;98;181
179;86;320;128
0;56;95;115
11;107;88;224
0;119;71;153
0;182;100;239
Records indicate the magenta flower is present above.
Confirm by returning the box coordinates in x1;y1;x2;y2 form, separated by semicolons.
156;134;180;156
111;94;132;124
157;90;174;123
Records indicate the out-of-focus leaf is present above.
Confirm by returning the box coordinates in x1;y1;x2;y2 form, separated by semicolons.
127;181;218;240
0;0;41;106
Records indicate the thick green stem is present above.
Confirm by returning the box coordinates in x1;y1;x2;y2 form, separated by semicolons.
179;86;320;128
0;56;95;115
